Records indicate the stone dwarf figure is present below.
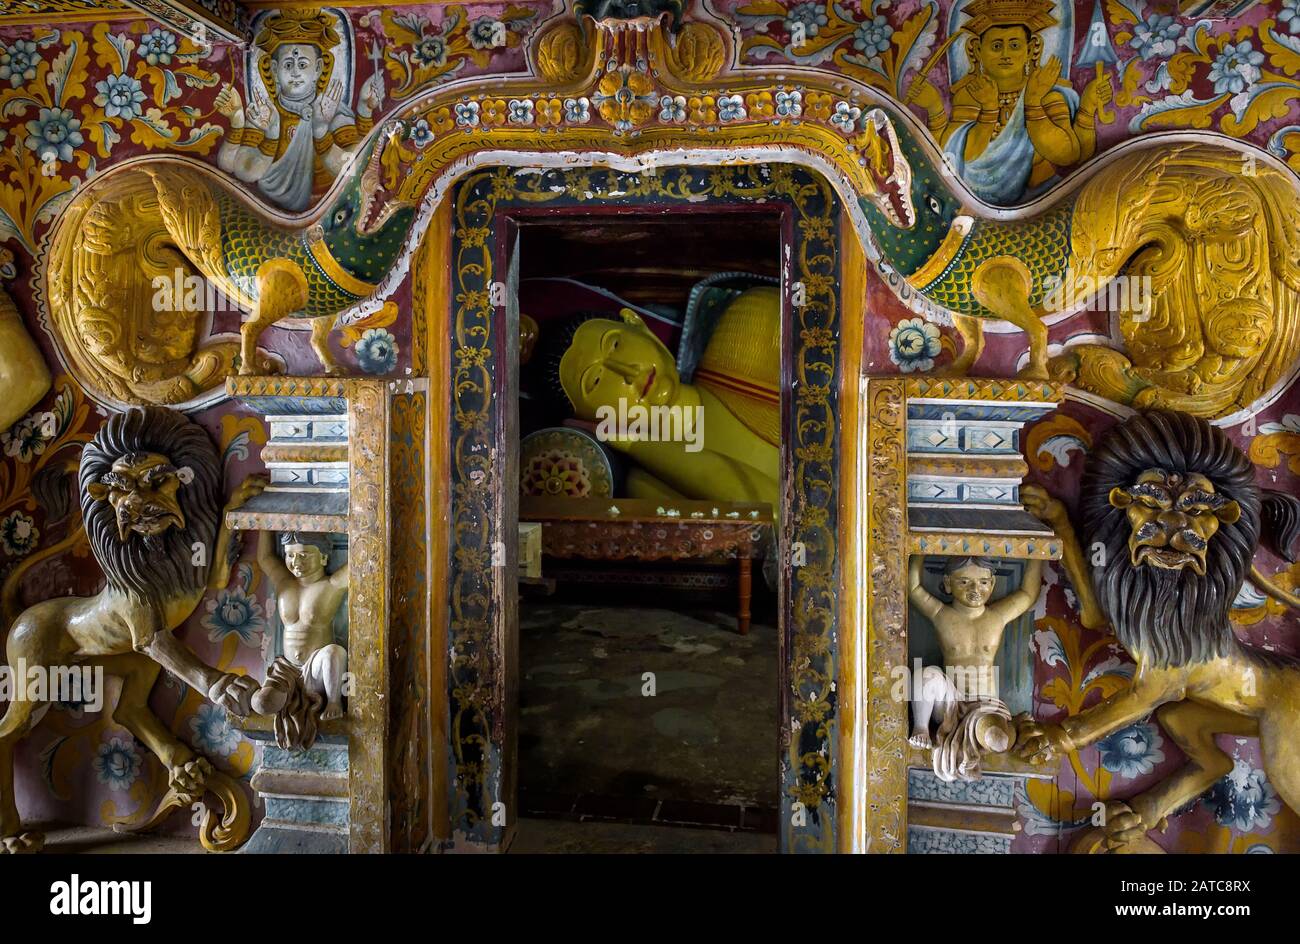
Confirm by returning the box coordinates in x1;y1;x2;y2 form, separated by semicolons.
907;554;1041;780
249;530;349;748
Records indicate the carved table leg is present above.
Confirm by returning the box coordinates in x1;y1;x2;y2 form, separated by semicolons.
737;555;752;636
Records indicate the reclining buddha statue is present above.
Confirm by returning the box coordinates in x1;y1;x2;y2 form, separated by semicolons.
546;285;780;508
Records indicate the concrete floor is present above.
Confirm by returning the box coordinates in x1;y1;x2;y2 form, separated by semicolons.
509;817;775;854
519;603;780;811
34;823;202;854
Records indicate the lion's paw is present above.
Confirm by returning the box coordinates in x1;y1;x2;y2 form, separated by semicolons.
169;757;214;799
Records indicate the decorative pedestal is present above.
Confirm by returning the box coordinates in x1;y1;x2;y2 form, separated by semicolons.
906;767;1044;854
240;732;350;854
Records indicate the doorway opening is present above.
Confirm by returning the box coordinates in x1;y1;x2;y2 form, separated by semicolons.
509;207;784;853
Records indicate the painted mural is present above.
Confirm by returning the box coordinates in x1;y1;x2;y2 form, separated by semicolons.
0;0;1295;858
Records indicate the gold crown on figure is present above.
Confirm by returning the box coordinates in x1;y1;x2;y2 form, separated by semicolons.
960;0;1059;34
254;9;340;100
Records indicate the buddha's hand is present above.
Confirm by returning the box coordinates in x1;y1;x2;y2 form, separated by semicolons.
1021;484;1068;529
1024;57;1061;106
1013;713;1072;765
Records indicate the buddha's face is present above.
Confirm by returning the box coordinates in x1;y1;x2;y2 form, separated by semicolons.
973;26;1032;87
942;563;997;608
559;312;680;419
273;44;322;101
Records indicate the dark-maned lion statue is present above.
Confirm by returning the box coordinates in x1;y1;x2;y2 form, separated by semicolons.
1018;409;1300;853
0;406;264;854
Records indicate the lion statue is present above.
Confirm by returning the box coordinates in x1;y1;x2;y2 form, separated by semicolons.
0;406;265;854
1017;409;1300;853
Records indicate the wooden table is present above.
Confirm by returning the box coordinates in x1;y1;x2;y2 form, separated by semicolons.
519;496;774;634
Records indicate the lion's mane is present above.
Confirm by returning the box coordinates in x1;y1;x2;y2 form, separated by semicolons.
78;406;220;607
1079;410;1299;669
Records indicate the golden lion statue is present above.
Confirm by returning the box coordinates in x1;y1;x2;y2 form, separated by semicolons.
0;406;264;853
1017;410;1300;852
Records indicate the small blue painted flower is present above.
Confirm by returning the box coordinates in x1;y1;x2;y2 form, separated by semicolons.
774;89;803;119
853;15;893;57
0;39;40;88
564;97;591;123
190;703;242;757
830;100;862;134
0;510;38;557
1208;41;1264;96
356;328;399;374
2;412;53;461
1206;757;1282;832
718;94;747;122
659;95;687;123
1096;722;1165;778
95;73;147;120
508;99;534;124
887;317;940;373
24;106;84;164
409;118;434;148
1280;0;1300;35
140;28;178;67
201;586;265;645
94;735;142;791
784;2;828;43
413;34;448;68
455;101;481;128
1128;14;1182;59
468;16;506;51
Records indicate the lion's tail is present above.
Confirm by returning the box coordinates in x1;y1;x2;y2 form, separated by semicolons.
1261;490;1300;564
1;458;88;631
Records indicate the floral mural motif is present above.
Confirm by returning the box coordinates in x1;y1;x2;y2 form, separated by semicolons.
189;703;242;757
373;5;536;101
1096;723;1165;778
93;735;143;792
0;22;222;251
888;317;941;372
1206;758;1284;832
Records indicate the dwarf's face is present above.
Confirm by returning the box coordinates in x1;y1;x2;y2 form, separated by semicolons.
942;563;997;608
284;543;327;581
1110;470;1240;576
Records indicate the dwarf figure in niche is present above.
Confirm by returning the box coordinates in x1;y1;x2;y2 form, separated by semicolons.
251;531;349;732
907;554;1041;781
544;287;780;508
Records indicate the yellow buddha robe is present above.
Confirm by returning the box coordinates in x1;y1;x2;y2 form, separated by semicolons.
693;286;781;447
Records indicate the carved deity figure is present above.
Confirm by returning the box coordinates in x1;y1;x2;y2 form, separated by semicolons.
214;9;383;212
547;288;780;507
908;554;1041;780
251;530;349;723
908;0;1112;205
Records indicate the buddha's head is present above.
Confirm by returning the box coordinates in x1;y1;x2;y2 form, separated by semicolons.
557;309;681;420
